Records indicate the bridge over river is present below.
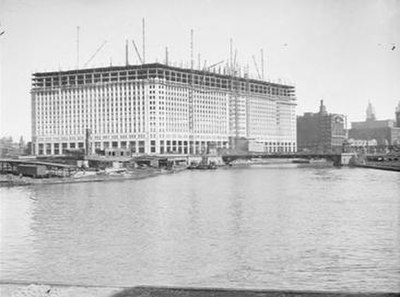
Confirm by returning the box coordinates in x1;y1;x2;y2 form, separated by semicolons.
220;152;355;166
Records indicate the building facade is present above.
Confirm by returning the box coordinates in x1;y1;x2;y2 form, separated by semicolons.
348;102;400;148
31;63;296;155
297;100;346;153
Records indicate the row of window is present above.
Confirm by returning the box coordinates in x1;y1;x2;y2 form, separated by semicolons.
34;72;293;98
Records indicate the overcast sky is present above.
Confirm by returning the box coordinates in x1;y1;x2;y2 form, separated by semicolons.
1;0;399;140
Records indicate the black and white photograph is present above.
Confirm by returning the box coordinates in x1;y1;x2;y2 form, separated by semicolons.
0;0;399;296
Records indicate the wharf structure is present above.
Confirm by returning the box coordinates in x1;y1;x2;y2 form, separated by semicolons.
31;63;296;156
297;100;346;153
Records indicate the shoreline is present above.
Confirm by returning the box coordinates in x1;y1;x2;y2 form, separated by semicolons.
352;162;400;172
1;160;398;188
0;168;185;188
0;283;398;297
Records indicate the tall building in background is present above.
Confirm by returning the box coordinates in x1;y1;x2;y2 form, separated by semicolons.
366;101;376;121
395;101;400;128
348;102;400;148
297;100;346;153
31;63;296;156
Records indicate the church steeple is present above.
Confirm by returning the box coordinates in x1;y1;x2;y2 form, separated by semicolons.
366;101;376;121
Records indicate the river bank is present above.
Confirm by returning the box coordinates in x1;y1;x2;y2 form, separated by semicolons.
0;283;119;297
1;159;397;188
0;167;185;188
353;161;400;172
0;283;397;297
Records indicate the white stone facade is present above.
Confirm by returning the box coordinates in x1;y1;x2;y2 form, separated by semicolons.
31;63;296;155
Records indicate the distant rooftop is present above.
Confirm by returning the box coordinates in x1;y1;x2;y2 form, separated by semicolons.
351;119;395;130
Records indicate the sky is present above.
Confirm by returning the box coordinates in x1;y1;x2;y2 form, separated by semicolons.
1;0;399;140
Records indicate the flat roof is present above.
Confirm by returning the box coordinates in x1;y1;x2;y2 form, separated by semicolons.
0;159;77;168
32;63;295;89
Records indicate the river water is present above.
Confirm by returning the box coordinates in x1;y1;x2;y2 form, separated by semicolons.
0;165;399;292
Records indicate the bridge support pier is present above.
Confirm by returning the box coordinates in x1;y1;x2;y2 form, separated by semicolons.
332;153;356;166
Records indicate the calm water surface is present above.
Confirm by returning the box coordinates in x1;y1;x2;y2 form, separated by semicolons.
1;165;399;292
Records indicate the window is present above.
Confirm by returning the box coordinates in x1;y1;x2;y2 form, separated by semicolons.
138;141;145;153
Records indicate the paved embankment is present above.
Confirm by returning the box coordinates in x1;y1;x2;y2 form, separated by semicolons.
0;284;398;297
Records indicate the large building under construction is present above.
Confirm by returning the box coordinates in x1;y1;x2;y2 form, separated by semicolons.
31;63;296;155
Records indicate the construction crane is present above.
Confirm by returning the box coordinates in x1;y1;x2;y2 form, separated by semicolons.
252;55;262;79
83;41;107;68
0;22;4;36
165;46;169;65
233;49;238;73
76;26;80;68
198;60;224;91
208;60;224;70
131;39;143;64
142;18;146;64
260;48;265;80
125;39;129;66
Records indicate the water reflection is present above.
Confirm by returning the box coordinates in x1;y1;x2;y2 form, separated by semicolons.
0;187;36;278
0;167;399;292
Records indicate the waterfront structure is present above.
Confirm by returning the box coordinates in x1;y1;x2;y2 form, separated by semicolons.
348;102;400;149
297;100;346;153
31;63;296;155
